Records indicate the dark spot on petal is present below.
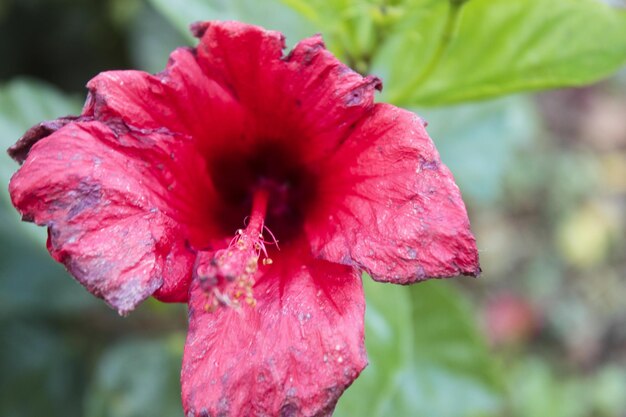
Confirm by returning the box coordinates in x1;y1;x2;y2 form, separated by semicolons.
345;90;364;107
102;117;130;137
325;385;342;398
302;43;324;65
343;366;358;379
337;65;352;75
279;403;298;417
367;75;383;92
344;77;382;107
415;265;426;279
284;36;325;64
220;371;230;386
67;181;102;219
419;158;439;171
190;21;210;38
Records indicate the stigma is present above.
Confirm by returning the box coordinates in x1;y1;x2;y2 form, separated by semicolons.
194;189;277;312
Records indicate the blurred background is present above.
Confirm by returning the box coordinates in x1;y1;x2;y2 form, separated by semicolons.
0;0;625;416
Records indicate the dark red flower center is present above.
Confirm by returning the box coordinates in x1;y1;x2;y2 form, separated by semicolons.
205;140;319;245
192;139;321;311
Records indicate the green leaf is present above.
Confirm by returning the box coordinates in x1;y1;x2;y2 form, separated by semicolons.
335;278;504;417
85;337;184;417
383;0;626;106
146;0;316;46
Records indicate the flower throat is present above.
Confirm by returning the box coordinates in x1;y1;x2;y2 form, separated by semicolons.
207;140;318;243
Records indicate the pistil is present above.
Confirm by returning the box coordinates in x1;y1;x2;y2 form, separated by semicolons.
195;188;275;312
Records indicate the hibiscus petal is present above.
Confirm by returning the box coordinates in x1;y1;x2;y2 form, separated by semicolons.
84;47;245;148
182;254;366;417
310;103;480;282
192;21;382;161
8;120;205;313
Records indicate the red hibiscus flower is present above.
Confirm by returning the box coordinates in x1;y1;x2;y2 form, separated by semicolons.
8;21;479;417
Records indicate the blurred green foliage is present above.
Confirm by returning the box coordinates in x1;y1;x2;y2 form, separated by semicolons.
418;95;538;203
85;337;185;417
335;280;503;417
1;0;625;416
0;0;133;92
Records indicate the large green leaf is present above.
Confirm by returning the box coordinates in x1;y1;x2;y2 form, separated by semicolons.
335;278;504;417
382;0;626;106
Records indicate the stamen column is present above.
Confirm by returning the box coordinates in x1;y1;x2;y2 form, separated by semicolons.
194;188;272;311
